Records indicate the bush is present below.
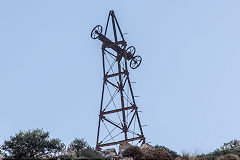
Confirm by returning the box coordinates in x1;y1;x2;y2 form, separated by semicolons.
155;145;180;159
122;146;143;160
68;138;104;159
143;147;171;160
68;138;87;157
202;140;240;160
82;146;105;159
1;129;65;159
220;140;240;150
3;158;89;160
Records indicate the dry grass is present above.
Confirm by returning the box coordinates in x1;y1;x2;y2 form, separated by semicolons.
218;154;239;160
141;147;171;160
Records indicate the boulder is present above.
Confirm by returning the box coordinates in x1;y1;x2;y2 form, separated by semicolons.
120;157;134;160
140;143;154;151
121;146;143;159
119;142;132;154
102;148;117;158
218;154;239;160
140;143;154;158
141;145;171;160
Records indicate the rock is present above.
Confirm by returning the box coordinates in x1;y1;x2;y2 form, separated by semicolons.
140;143;154;157
102;148;117;158
140;143;154;150
98;151;106;158
120;157;134;160
218;154;239;160
119;142;132;154
141;145;171;160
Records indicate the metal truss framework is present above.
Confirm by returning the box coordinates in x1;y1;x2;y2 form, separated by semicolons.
91;10;145;150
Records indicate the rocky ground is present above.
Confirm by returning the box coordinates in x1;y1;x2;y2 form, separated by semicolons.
101;143;175;160
1;142;240;160
100;143;240;160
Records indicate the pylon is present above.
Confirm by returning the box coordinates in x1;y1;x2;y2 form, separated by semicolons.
91;10;145;150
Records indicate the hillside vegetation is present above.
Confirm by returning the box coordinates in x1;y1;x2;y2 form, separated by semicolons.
0;129;239;160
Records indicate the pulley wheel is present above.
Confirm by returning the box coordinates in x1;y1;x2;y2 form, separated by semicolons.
118;43;125;50
130;55;142;69
126;46;136;56
91;25;103;39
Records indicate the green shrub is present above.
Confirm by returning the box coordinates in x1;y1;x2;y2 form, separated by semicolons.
68;138;87;157
1;129;65;159
220;140;240;150
68;138;104;159
202;140;240;160
82;146;105;159
3;157;93;160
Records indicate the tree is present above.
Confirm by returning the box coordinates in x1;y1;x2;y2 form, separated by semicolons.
68;138;87;157
68;138;104;159
1;129;65;159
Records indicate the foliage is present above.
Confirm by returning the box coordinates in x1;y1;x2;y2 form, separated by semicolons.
122;146;143;160
1;129;65;159
68;138;104;159
203;148;240;160
143;147;170;160
200;140;240;160
3;129;240;160
82;146;105;159
3;158;89;160
155;145;180;159
181;151;190;160
220;139;240;150
68;138;88;157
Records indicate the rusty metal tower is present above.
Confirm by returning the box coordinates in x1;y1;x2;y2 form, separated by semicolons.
91;10;145;150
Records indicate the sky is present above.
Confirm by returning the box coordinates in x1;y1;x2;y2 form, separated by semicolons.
1;0;240;154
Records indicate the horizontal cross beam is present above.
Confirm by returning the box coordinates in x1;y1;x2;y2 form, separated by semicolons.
105;71;127;78
97;136;145;148
101;105;136;115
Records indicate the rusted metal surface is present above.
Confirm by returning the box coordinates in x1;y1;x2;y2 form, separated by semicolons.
91;10;145;150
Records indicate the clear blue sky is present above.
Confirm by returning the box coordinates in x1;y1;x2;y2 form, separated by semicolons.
1;0;240;154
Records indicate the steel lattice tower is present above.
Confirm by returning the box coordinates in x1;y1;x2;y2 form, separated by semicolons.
91;10;145;150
